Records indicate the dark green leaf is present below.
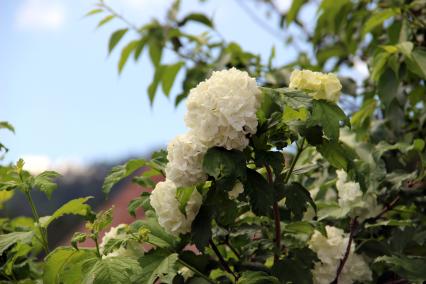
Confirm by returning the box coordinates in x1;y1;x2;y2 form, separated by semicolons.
148;38;163;67
286;0;306;25
244;169;274;216
179;13;213;28
0;121;15;133
272;247;317;284
237;271;279;284
191;204;213;250
317;140;357;170
362;8;398;36
375;255;426;282
128;192;152;217
307;100;348;141
138;249;178;284
283;182;316;220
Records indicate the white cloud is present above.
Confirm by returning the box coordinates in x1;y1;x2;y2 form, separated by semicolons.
21;155;87;175
15;0;66;32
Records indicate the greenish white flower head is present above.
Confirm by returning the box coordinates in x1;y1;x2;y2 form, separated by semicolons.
289;69;342;102
150;179;202;236
309;226;372;284
165;133;207;188
100;224;143;259
185;68;261;150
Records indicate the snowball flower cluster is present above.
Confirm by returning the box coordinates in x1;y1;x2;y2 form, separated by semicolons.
336;170;382;221
151;68;261;235
100;224;143;258
165;133;207;188
289;69;342;102
150;180;202;235
185;67;262;150
308;226;372;284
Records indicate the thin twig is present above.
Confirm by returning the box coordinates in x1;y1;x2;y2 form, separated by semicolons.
363;195;401;226
209;239;238;280
224;235;241;259
332;218;358;284
284;138;305;184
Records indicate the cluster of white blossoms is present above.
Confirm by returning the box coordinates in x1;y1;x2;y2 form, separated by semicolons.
308;226;372;284
185;67;262;150
100;224;143;259
150;68;260;235
150;180;202;235
336;170;382;221
289;69;342;102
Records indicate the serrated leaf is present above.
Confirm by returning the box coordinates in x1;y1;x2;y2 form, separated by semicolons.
92;207;114;233
108;28;128;53
41;197;92;228
308;100;348;141
138;249;178;284
33;171;61;199
97;15;115;28
118;40;139;74
132;211;177;248
44;247;97;284
272;247;316;284
0;231;33;255
282;182;316;221
103;159;147;196
83;256;142;284
128;192;152;217
161;62;184;97
375;255;426;282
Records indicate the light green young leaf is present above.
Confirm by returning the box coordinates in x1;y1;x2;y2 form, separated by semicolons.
85;9;103;17
43;247;97;284
118;40;139;74
138;249;178;284
0;190;14;209
33;171;61;199
286;0;306;25
148;38;163;67
148;65;165;105
0;231;33;255
97;15;115;28
108;28;128;53
40;197;92;228
0;121;15;133
102;159;147;196
4;242;32;276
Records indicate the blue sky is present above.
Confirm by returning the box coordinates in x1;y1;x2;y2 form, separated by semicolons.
1;0;343;172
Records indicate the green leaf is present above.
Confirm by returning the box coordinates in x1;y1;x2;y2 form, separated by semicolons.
91;207;114;233
33;171;61;199
237;271;279;284
371;51;391;81
317;140;357;170
179;13;213;28
71;232;87;250
307;100;348;141
83;256;142;284
128;192;152;217
148;65;165;105
286;0;306;25
0;121;15;133
138;249;178;284
282;182;316;221
283;221;314;235
40;197;92;228
4;242;31;276
244;169;274;216
161;62;184;97
44;247;97;284
97;15;115;28
132;211;177;248
375;255;426;282
118;40;139;74
202;147;247;189
148;38;163;67
365;219;414;228
102;159;147;196
0;190;14;209
176;186;195;216
350;99;377;128
362;8;399;36
272;247;317;284
191;204;213;250
108;28;128;53
0;231;33;255
378;68;398;109
406;48;426;79
85;9;103;17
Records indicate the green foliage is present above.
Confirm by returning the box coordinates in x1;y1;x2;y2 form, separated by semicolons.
40;197;92;228
138;249;178;284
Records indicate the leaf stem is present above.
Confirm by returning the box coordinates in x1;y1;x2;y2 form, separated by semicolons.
209;239;238;280
24;191;49;254
93;236;102;258
332;217;358;284
284;138;305;184
177;259;215;284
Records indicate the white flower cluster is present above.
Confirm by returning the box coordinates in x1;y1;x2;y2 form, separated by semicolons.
308;226;372;284
185;67;262;150
150;68;260;235
336;170;382;221
289;69;342;102
100;224;143;259
150;180;202;235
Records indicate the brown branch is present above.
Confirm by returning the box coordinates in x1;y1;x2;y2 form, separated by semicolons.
365;195;401;225
332;218;358;284
266;164;282;264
